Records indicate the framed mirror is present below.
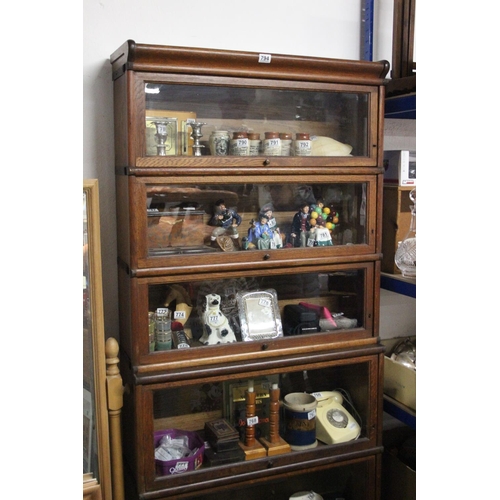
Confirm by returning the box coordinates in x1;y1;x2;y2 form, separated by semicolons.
83;179;112;500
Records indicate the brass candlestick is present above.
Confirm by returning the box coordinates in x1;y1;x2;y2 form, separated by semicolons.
258;383;291;455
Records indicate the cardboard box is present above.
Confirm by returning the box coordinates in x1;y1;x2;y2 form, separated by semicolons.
381;186;414;274
383;150;416;187
382;423;416;500
382;451;416;500
382;337;416;411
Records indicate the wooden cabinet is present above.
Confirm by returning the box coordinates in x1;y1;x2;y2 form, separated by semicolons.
110;40;389;500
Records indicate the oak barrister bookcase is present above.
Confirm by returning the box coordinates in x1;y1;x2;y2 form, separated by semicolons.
110;40;389;500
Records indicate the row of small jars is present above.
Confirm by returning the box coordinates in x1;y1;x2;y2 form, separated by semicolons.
209;130;312;156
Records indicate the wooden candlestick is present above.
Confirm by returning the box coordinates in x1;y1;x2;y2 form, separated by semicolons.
239;381;266;460
258;384;291;456
245;389;256;447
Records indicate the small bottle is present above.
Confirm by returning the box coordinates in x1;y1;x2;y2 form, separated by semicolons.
155;308;172;350
229;131;249;156
263;132;281;156
279;133;292;156
294;132;312;156
248;132;261;155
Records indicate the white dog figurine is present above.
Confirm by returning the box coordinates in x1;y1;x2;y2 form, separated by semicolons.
199;293;237;345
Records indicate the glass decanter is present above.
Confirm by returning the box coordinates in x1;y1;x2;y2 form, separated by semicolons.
394;188;416;277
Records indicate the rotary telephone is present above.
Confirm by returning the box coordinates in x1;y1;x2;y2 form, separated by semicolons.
311;390;361;445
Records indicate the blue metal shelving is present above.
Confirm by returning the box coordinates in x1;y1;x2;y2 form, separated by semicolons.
361;0;374;61
384;396;416;430
380;273;416;298
385;94;416;119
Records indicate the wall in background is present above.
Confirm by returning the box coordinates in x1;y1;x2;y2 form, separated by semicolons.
83;0;397;337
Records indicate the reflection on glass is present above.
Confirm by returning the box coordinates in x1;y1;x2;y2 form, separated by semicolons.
146;182;367;256
145;83;369;157
151;361;369;476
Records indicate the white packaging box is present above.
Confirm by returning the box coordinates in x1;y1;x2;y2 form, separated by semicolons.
383;150;416;186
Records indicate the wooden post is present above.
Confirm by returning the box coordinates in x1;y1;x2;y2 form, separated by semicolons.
105;338;125;500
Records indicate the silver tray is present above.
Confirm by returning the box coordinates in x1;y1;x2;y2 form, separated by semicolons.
236;289;283;341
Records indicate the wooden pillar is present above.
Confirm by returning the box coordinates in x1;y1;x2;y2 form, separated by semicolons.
105;338;125;500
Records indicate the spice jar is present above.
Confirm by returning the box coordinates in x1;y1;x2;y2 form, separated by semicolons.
248;132;261;155
294;132;312;156
280;133;292;156
229;131;249;156
263;132;281;156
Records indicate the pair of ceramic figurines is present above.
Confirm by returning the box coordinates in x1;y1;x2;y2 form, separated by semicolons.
208;200;283;251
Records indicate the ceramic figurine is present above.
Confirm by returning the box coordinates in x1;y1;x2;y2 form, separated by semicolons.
199;293;237;345
309;199;333;246
258;203;283;248
209;199;242;250
290;202;312;247
246;215;273;250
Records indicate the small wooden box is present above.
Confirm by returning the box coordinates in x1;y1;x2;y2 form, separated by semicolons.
381;186;414;274
204;418;240;452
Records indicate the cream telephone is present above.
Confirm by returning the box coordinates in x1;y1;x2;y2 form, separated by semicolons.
311;390;361;445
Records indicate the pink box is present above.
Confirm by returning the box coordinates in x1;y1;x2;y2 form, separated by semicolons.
154;429;205;476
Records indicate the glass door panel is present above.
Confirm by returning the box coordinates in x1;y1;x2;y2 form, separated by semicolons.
145;180;372;258
144;83;371;159
146;268;367;355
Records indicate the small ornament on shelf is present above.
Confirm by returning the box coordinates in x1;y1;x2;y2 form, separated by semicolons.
208;199;242;251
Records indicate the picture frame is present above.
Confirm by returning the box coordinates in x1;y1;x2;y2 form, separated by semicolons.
222;375;279;440
83;180;112;500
